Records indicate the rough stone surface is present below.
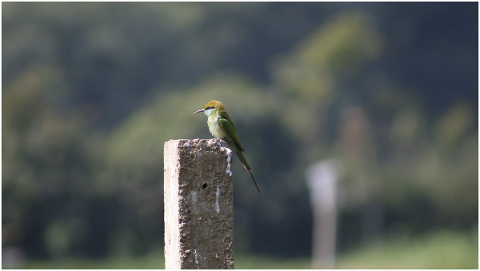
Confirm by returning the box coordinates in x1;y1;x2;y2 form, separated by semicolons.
164;138;234;269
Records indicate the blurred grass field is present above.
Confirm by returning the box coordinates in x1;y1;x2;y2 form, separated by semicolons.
336;228;478;269
21;229;477;269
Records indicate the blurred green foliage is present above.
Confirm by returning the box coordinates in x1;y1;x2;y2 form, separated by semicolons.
2;2;477;268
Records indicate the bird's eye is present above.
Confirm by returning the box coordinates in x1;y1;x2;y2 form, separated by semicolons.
205;106;214;110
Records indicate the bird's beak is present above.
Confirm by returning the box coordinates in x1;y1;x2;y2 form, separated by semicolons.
193;109;205;114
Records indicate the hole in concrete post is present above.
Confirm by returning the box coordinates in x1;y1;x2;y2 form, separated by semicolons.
202;183;208;189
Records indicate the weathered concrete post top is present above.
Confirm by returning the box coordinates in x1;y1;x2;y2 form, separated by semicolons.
164;138;234;269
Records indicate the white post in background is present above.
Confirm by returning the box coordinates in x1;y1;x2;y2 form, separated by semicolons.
306;159;344;269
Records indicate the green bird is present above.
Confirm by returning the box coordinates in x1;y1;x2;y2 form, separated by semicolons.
194;100;260;193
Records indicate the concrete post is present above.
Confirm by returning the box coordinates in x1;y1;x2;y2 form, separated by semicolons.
164;138;234;269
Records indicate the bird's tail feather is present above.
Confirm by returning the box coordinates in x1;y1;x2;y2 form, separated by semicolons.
248;170;261;193
235;150;260;193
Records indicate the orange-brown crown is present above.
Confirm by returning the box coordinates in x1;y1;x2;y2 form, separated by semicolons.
204;100;224;111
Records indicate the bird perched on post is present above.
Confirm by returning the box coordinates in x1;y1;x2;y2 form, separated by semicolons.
194;100;260;193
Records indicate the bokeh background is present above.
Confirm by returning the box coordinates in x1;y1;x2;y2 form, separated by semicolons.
2;2;478;269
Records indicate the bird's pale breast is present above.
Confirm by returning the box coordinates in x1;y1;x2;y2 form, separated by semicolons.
207;116;227;138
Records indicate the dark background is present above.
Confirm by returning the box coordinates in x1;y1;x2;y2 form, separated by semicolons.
2;2;478;267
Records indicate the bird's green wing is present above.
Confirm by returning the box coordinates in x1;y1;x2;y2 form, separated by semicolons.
218;116;244;152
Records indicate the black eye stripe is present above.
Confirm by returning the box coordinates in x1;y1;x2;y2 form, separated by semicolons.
206;106;214;110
